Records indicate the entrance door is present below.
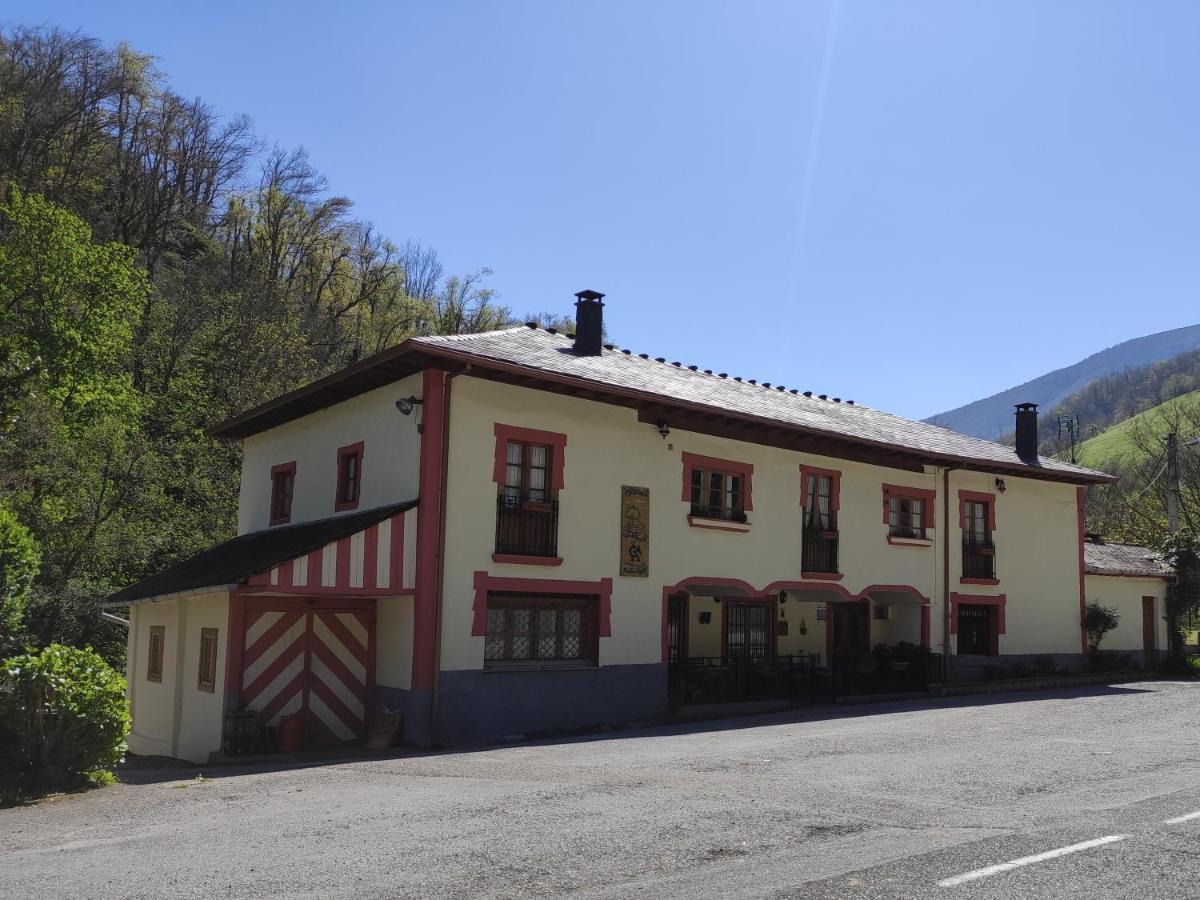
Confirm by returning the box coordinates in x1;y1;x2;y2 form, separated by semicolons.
1142;596;1157;657
725;601;773;661
957;604;992;656
240;600;375;748
830;602;869;657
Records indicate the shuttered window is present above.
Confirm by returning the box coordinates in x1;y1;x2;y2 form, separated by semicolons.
197;627;219;693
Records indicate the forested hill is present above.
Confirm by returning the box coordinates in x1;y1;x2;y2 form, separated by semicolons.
0;26;559;662
924;323;1200;439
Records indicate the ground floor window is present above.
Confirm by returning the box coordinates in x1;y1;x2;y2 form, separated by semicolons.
484;593;598;667
724;600;774;661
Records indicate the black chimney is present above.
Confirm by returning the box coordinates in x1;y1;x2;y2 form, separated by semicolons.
1015;403;1039;460
573;289;605;356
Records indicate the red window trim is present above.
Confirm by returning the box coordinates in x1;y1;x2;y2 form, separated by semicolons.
681;451;754;511
950;592;1006;656
471;571;611;638
799;465;841;513
483;593;600;667
958;490;997;531
493;423;567;490
270;461;296;525
335;441;364;511
881;483;936;528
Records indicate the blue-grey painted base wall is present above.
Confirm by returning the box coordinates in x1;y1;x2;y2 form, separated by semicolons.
375;685;432;746
436;663;667;745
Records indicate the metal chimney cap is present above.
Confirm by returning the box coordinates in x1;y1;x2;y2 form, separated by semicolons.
574;289;605;302
1015;402;1039;413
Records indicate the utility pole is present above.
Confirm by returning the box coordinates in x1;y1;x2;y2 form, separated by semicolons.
1167;432;1180;535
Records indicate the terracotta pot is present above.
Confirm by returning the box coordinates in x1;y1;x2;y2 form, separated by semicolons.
278;713;305;753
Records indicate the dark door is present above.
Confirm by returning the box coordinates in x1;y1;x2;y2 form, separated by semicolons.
725;601;773;661
1142;596;1156;656
830;603;869;656
666;594;688;665
957;604;992;656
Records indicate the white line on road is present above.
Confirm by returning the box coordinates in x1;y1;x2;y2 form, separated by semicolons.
937;835;1127;888
1164;811;1200;825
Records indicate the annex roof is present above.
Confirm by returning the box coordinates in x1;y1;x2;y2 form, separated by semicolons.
1083;539;1172;579
107;501;416;604
211;325;1114;485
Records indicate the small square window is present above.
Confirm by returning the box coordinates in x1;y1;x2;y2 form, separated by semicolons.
197;627;219;693
147;625;165;683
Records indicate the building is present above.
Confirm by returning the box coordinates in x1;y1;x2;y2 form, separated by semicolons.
112;292;1128;762
1082;537;1172;662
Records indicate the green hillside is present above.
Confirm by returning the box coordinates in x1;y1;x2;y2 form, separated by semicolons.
1076;391;1200;470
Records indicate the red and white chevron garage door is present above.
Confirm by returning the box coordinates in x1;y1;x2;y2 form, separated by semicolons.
239;600;375;747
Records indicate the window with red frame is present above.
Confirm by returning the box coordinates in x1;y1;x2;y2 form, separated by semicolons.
502;440;552;503
689;466;746;522
270;463;295;524
335;443;363;510
483;593;598;667
888;494;926;539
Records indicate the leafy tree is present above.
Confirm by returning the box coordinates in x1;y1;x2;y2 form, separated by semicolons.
0;506;39;655
1160;532;1200;660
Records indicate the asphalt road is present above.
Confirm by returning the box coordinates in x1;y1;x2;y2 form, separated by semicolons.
3;681;1200;899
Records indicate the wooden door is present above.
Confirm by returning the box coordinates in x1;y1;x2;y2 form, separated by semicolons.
957;604;992;656
239;599;375;748
830;603;869;656
666;594;688;665
1142;596;1157;655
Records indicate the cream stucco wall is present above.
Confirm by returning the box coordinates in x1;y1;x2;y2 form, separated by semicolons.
237;374;423;534
1083;573;1169;654
126;592;229;764
377;594;415;691
438;375;1090;672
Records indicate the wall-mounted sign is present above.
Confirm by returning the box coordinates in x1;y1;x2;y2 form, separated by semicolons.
620;485;649;577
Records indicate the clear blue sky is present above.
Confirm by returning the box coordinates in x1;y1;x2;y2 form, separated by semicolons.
14;1;1200;419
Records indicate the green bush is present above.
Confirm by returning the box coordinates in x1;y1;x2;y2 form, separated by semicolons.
0;644;129;792
0;506;40;656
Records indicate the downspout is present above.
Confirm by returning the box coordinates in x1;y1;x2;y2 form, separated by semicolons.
430;363;469;743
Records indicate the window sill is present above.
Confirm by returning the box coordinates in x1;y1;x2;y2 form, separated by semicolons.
483;662;598;673
687;515;751;533
960;577;1000;585
334;501;360;512
888;535;932;547
269;517;291;527
801;571;844;581
491;553;563;567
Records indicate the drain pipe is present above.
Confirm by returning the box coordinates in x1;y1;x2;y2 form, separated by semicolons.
430;363;469;743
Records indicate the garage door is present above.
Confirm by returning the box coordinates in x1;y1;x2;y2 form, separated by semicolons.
239;600;375;747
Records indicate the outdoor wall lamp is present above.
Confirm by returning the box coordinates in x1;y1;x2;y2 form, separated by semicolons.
799;618;808;636
656;419;670;439
395;396;423;416
778;590;787;604
995;477;1007;493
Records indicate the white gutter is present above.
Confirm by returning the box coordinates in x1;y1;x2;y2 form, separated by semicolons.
100;584;240;609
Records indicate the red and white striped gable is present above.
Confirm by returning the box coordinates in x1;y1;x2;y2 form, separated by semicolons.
246;506;417;595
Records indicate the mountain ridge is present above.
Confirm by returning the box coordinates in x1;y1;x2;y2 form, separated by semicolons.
924;323;1200;439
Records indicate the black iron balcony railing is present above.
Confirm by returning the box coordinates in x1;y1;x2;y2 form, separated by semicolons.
496;494;559;557
962;538;996;579
802;511;839;573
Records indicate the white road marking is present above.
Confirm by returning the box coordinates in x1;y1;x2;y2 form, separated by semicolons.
937;835;1127;888
1164;811;1200;825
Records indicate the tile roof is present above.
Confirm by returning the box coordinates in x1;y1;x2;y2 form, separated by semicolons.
408;326;1113;482
107;501;416;604
1083;540;1172;578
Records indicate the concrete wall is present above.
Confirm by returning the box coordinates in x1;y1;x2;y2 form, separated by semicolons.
435;375;1091;738
237;373;423;534
1084;573;1170;657
127;592;229;763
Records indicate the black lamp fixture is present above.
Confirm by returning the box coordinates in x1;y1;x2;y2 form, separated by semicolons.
995;477;1007;493
395;396;423;416
778;590;787;604
656;419;670;440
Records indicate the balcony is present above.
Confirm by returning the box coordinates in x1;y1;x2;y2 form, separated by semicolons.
495;494;559;559
962;538;996;580
802;512;839;575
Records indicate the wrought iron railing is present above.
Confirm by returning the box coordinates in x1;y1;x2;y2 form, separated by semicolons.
495;495;559;557
802;511;839;573
962;538;996;579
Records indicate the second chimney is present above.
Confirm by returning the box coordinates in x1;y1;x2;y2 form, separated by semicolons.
1015;403;1039;460
573;289;605;356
